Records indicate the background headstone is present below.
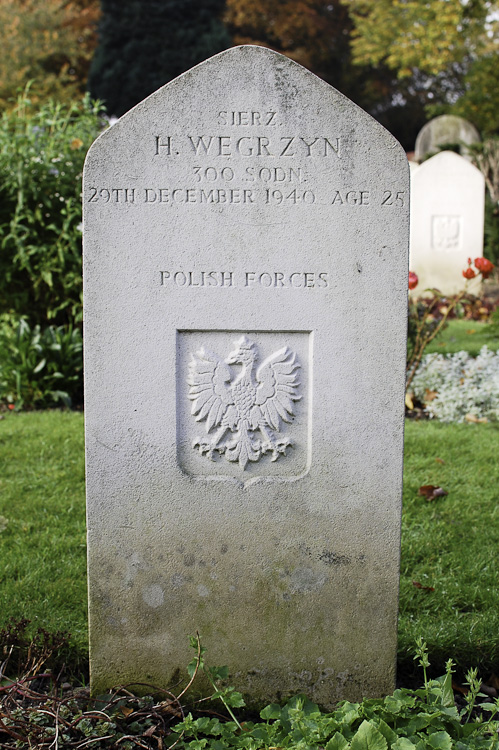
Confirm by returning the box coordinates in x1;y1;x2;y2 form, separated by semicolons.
414;115;480;163
409;151;485;295
83;45;409;707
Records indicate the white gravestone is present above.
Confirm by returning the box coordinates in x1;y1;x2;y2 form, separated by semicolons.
415;115;480;163
83;46;409;707
409;151;485;295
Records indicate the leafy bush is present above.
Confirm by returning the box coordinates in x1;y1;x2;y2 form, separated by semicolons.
469;138;499;267
0;315;83;409
411;346;499;422
0;89;104;327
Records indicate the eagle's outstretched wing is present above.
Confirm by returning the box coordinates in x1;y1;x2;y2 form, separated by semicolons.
187;348;234;432
255;347;301;431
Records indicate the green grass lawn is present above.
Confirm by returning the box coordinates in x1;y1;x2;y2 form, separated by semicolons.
0;411;87;667
425;318;499;355
399;420;499;677
0;412;498;680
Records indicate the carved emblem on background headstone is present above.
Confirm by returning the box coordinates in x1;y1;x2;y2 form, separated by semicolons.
187;336;301;469
432;215;462;251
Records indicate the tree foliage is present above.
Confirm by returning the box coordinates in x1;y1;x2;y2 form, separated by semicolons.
88;0;230;116
0;0;99;110
469;138;499;263
452;53;499;134
345;0;499;135
346;0;492;79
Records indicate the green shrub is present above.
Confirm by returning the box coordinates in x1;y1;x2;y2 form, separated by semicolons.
0;89;104;327
488;307;499;341
484;193;499;267
0;315;83;409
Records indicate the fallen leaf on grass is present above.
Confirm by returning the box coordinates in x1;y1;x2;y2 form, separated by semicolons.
466;329;476;335
452;679;498;698
479;683;498;698
424;389;438;402
405;392;414;410
120;707;134;717
412;581;435;592
435;457;445;464
485;673;499;691
465;414;488;423
452;681;468;696
418;485;448;501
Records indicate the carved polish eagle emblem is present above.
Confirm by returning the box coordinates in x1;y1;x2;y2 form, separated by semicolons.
187;336;301;470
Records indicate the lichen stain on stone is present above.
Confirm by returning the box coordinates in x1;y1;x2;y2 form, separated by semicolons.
123;551;147;588
142;584;164;608
318;550;352;566
298;542;356;567
287;567;327;594
271;61;300;112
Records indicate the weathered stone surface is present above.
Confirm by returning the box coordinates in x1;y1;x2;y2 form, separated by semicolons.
83;45;409;707
409;151;485;295
415;115;480;162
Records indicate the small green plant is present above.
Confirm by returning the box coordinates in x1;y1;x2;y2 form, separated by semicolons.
168;637;499;750
0;315;83;409
0;629;498;748
186;633;245;729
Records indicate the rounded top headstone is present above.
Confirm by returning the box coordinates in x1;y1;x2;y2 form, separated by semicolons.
414;115;480;163
409;150;485;296
83;44;409;705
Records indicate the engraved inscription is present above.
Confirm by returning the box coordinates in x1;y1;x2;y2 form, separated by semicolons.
432;215;462;251
145;187;256;204
193;166;305;184
332;190;370;206
188;336;301;470
161;271;234;287
87;187;136;203
160;271;328;288
381;190;406;207
217;111;278;126
86;185;405;208
154;135;341;158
